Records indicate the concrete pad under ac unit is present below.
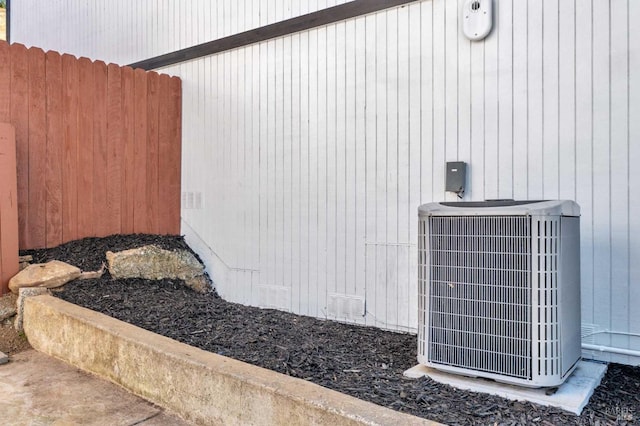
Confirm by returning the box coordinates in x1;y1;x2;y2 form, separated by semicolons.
404;361;608;416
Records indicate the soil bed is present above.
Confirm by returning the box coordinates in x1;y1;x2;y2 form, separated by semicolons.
24;234;640;425
0;324;31;355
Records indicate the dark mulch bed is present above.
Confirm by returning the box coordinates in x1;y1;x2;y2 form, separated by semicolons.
24;234;640;425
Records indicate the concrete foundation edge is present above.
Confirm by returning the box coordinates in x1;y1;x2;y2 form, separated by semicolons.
23;295;439;426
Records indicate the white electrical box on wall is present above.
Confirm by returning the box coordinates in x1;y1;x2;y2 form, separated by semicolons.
462;0;493;41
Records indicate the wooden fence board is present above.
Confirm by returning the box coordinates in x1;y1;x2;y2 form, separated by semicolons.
10;43;29;249
62;54;79;243
93;60;109;238
169;77;182;234
157;74;171;234
121;66;136;234
45;51;63;247
0;42;182;250
106;63;123;236
0;43;10;121
28;47;47;249
133;69;149;232
146;71;160;234
0;217;3;292
158;74;182;234
0;124;19;295
77;57;95;239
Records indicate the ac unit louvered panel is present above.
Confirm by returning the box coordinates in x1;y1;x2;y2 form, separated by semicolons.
417;218;429;362
426;216;532;379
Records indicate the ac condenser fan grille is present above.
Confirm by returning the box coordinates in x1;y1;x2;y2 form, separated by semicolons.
424;216;532;379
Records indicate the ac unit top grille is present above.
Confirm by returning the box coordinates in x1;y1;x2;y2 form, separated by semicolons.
440;200;547;208
420;200;580;217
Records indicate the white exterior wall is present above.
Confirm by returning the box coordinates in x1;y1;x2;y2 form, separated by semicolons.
11;0;640;364
10;0;350;63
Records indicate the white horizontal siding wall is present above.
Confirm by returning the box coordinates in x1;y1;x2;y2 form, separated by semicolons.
11;0;640;364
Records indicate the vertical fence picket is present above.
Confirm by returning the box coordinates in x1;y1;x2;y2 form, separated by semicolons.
133;68;149;232
0;124;19;295
0;221;3;293
77;57;95;239
93;60;109;238
0;45;11;294
0;43;10;121
62;54;79;242
169;77;182;234
158;74;181;235
45;51;63;247
121;66;135;234
146;71;160;234
157;74;171;234
28;47;47;248
106;63;123;235
10;44;29;249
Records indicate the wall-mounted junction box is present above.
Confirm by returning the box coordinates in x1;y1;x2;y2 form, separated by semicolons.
445;162;467;196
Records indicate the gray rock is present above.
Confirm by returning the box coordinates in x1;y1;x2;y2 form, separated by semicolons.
9;260;81;293
14;287;51;332
0;351;7;365
183;274;210;294
106;245;210;293
0;293;18;322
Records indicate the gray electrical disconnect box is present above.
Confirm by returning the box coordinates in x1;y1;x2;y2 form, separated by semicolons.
445;161;467;195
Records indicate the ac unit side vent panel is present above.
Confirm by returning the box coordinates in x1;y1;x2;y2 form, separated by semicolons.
533;217;560;378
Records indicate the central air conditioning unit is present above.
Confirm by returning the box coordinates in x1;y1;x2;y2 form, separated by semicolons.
417;200;582;388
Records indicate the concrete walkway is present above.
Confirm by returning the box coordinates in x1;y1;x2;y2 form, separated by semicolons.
0;350;193;426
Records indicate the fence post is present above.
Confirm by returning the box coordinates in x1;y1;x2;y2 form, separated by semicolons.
0;123;19;295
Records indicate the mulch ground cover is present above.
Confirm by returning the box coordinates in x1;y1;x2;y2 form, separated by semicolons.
23;234;640;425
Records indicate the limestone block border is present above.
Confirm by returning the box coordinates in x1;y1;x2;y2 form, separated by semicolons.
23;296;439;426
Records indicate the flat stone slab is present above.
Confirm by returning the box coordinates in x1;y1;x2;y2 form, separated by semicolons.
404;361;608;416
0;350;191;425
9;260;81;293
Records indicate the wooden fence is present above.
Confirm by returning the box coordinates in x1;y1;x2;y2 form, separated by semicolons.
0;41;182;257
0;123;19;295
